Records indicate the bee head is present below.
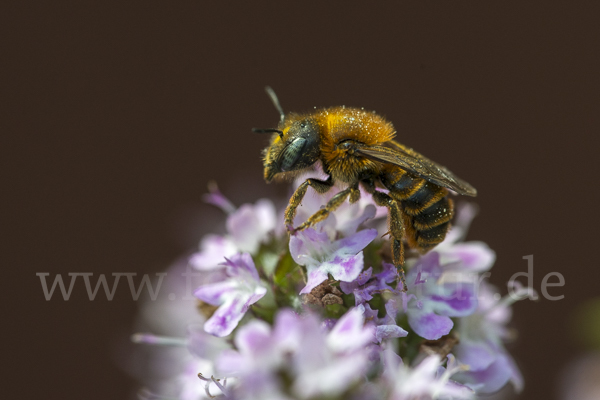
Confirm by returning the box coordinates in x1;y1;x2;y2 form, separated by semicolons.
262;118;322;182
253;87;322;182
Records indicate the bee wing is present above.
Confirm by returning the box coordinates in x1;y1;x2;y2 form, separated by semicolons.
356;141;477;196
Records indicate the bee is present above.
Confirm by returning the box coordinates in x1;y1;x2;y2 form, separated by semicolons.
254;87;477;290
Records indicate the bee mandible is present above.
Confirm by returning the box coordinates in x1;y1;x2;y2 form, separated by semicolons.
254;87;477;290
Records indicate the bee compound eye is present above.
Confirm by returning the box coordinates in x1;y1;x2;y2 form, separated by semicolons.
279;138;307;171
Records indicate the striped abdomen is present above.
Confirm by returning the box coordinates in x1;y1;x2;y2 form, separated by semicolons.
381;166;454;252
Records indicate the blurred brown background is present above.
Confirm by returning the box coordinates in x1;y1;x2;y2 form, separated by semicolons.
4;1;600;399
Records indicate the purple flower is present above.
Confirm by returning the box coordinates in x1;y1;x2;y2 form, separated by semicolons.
189;196;278;270
215;319;288;399
202;182;236;214
189;234;237;271
296;309;374;398
402;252;479;340
290;227;378;295
339;262;407;343
326;306;377;353
187;324;231;362
383;350;474;400
131;328;227;400
226;199;277;253
360;300;408;343
216;308;376;399
135;355;221;400
340;263;398;305
452;281;532;393
132;181;531;398
175;358;220;400
194;253;267;337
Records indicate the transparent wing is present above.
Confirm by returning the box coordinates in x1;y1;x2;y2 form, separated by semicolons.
356;141;477;196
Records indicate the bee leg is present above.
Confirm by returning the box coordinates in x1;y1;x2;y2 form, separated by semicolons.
370;190;408;292
349;186;361;204
293;184;360;233
285;177;334;229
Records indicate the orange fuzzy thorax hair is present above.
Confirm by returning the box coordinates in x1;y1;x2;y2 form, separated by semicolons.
316;106;396;146
315;107;396;178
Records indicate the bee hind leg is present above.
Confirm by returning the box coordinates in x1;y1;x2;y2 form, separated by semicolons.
291;184;360;233
285;177;334;229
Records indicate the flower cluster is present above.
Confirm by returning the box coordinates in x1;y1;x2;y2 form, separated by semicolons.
131;176;531;400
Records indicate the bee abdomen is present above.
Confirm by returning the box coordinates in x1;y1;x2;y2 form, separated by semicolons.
409;197;454;252
381;169;454;253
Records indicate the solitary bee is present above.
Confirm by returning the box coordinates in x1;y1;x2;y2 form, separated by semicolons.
255;87;476;290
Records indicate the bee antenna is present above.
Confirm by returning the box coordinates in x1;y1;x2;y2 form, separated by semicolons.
252;128;284;140
264;86;285;123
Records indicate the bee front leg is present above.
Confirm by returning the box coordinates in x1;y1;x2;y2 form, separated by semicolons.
285;177;334;229
292;184;360;233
